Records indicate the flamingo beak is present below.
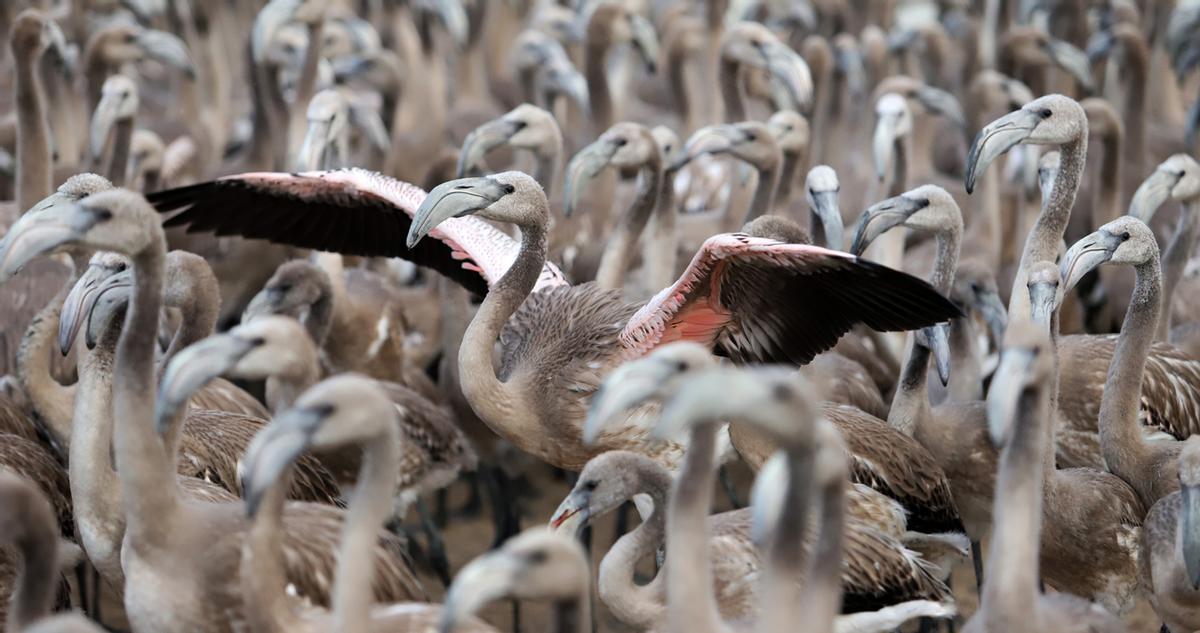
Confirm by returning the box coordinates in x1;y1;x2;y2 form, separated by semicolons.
439;552;521;633
59;262;119;355
672;125;737;172
806;190;844;251
1183;485;1200;590
1085;30;1116;62
975;287;1009;346
241;420;316;518
548;490;591;538
408;177;509;248
763;43;813;113
872;113;903;181
1060;229;1122;295
965;108;1041;194
295;116;337;172
542;62;590;116
136;29;197;79
914;86;966;131
429;0;469;49
563;137;620;218
583;357;678;444
457;118;523;178
1028;279;1060;327
89;86;138;163
919;324;953;387
628;13;659;74
848;195;927;257
82;275;131;351
157;334;261;435
1128;168;1180;223
986;347;1035;448
0;202;100;283
749;452;788;547
44;19;74;73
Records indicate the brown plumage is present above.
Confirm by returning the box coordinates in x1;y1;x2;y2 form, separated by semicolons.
0;433;70;538
1056;334;1200;468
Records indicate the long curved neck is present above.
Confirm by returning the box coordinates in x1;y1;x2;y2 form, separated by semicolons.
333;430;399;633
585;38;614;133
596;159;663;290
14;45;52;211
458;219;546;444
746;161;781;224
794;467;841;633
1122;49;1147;175
666;421;726;633
1092;132;1122;231
597;464;671;626
1098;257;1161;505
643;171;679;292
761;447;815;633
70;311;123;572
888;136;909;198
265;352;321;413
946;313;983;401
888;228;959;434
163;283;219;366
1010;134;1086;315
982;383;1046;632
719;58;744;122
776;150;802;213
6;517;58;631
287;20;325;157
533;150;560;199
103;117;134;187
1157;200;1197;340
114;232;179;546
241;471;296;633
666;40;694;133
17;291;76;447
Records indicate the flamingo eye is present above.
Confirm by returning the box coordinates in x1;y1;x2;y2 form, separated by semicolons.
503;184;515;194
1039;109;1052;119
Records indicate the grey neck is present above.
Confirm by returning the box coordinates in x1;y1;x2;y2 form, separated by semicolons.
596;158;663;290
14;44;52;212
665;421;726;633
745;160;782;224
1098;257;1162;506
1157;201;1196;340
982;385;1046;633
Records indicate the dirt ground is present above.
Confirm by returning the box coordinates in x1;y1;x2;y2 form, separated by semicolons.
83;457;1162;632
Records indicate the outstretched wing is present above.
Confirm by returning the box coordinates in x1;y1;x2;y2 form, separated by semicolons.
147;169;567;296
620;233;961;364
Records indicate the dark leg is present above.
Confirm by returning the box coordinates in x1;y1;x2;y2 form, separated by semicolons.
416;498;452;587
971;540;984;595
91;566;102;624
435;487;449;528
719;465;742;509
456;470;484;518
511;600;522;633
1162;624;1172;633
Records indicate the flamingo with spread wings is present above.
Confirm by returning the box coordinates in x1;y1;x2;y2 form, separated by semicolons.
149;169;960;470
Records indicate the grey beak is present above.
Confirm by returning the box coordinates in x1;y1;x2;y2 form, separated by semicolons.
1128;169;1180;223
548;490;591;538
0;202;99;283
156;334;259;434
1060;230;1122;294
807;190;844;251
563;138;619;218
1182;485;1200;590
965;108;1040;194
439;552;520;633
1028;280;1059;327
541;62;590;115
241;415;319;518
426;0;469;48
628;13;660;74
848;195;928;256
976;288;1009;345
407;177;507;249
295;117;335;172
59;263;119;355
872;113;902;181
914;86;967;131
1086;30;1116;62
83;278;132;351
89;87;137;162
986;347;1035;447
672;125;738;171
764;43;814;113
457;119;521;178
921;324;952;387
137;29;197;79
749;452;788;546
582;358;675;444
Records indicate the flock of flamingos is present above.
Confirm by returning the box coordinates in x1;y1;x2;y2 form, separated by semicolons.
1;0;1200;631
